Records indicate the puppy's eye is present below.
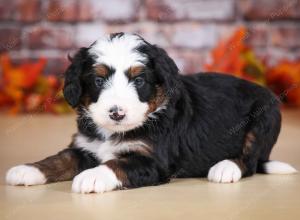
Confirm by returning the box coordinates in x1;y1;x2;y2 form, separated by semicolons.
134;77;145;88
95;76;104;87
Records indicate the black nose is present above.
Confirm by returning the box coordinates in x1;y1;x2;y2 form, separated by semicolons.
109;106;125;121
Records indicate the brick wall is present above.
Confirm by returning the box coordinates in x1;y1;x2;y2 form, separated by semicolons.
0;0;300;75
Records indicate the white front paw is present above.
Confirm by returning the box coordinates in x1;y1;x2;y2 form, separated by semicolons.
72;165;122;194
6;165;46;186
208;160;242;183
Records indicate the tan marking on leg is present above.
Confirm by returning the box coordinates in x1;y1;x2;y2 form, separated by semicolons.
105;160;129;186
244;132;255;154
231;132;257;175
31;150;80;183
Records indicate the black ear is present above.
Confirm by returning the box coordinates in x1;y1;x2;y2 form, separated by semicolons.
140;44;181;97
63;48;88;108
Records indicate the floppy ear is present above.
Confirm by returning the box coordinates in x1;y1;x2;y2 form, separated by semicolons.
141;44;181;97
63;48;88;108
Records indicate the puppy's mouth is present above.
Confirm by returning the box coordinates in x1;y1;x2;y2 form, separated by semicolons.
103;121;144;133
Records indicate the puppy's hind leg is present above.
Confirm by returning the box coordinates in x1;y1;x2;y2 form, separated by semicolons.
208;104;282;183
208;130;268;183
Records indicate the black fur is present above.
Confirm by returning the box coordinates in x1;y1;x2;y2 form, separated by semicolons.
63;48;96;107
65;36;281;187
17;33;283;190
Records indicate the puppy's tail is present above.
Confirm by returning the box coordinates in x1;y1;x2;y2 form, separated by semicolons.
257;160;298;174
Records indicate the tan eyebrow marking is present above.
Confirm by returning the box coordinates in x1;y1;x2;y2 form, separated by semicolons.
95;64;109;77
128;66;144;78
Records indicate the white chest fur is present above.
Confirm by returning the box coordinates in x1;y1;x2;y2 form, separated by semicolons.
74;133;147;162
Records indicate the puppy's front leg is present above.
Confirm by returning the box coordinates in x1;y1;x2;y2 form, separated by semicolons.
6;148;99;186
72;152;169;193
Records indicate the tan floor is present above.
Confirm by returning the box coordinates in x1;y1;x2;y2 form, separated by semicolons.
0;110;299;220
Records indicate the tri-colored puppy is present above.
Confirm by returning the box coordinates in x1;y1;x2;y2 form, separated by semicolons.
6;33;297;193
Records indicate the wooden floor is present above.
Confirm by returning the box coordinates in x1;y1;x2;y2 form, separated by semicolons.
0;110;299;220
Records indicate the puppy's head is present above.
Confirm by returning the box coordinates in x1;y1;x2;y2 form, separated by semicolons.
63;33;179;133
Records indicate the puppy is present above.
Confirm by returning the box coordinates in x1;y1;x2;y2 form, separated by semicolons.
6;33;297;193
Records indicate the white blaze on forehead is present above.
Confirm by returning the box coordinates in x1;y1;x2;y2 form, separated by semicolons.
89;34;147;70
87;34;149;132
